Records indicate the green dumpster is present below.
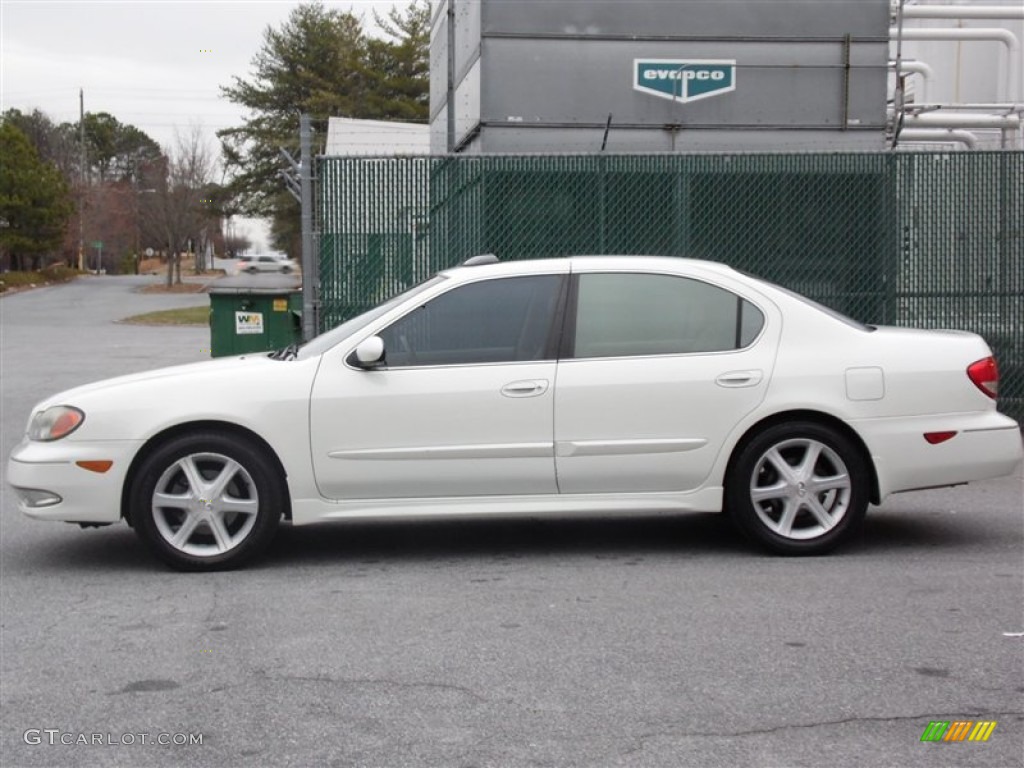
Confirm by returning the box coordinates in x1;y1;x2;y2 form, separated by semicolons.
208;275;303;357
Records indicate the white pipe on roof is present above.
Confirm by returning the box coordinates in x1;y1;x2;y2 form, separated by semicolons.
901;5;1024;20
891;59;935;102
903;111;1021;129
893;27;1019;49
891;27;1022;102
898;128;979;149
908;102;1024;112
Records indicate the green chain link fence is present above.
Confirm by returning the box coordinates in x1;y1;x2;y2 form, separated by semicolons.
317;151;1023;419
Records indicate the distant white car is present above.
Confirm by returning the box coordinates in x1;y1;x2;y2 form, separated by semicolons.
236;254;297;275
7;255;1022;570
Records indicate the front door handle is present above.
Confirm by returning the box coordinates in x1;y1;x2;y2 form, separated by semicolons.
715;370;764;388
501;379;549;398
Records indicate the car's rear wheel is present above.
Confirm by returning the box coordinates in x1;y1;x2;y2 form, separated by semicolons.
129;432;283;571
245;266;258;274
726;422;868;555
280;266;292;274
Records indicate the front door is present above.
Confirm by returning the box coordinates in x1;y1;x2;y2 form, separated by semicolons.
310;273;566;500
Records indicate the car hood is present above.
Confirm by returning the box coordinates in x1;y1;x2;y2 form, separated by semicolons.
35;354;285;411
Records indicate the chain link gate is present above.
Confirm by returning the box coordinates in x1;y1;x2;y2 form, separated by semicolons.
316;151;1023;419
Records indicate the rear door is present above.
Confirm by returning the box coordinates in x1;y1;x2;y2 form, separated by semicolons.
554;270;779;494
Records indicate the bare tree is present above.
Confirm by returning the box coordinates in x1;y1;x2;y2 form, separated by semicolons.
224;232;252;258
140;127;217;286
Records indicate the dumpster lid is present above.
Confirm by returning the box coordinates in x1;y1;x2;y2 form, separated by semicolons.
208;274;302;294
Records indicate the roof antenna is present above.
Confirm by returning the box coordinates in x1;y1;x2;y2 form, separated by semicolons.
601;114;612;151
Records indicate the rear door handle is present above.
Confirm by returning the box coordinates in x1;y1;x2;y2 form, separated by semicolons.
501;379;549;398
715;370;763;388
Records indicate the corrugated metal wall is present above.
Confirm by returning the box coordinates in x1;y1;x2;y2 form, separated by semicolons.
316;151;1023;418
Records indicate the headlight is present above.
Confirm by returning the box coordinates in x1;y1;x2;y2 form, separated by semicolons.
28;406;85;441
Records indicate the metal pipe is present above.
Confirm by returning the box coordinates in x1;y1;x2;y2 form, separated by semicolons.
842;33;852;129
892;27;1019;49
898;128;979;148
892;0;907;146
890;58;934;101
903;111;1021;129
891;27;1021;101
901;5;1024;20
907;102;1024;112
446;0;456;153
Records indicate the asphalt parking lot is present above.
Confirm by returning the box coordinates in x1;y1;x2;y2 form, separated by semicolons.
1;276;1022;768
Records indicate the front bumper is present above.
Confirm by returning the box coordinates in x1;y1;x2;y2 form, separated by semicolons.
852;410;1023;500
6;438;143;523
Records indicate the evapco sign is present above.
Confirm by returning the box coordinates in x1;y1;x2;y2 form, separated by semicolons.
633;59;736;104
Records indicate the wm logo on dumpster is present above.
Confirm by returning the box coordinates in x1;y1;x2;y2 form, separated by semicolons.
633;59;736;104
920;720;997;742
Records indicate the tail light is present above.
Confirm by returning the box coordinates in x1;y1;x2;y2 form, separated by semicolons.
967;356;999;399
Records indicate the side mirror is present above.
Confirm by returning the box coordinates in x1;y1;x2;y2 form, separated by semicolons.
351;336;385;369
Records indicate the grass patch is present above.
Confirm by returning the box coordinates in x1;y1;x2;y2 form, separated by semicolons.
138;282;209;294
121;305;209;326
0;265;81;293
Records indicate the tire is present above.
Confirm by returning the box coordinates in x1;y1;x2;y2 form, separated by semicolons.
280;266;292;274
129;431;284;571
245;267;258;275
726;421;868;555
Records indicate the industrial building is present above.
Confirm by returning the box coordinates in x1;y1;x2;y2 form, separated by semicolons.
429;0;1023;153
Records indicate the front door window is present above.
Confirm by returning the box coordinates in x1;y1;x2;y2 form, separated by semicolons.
380;274;563;367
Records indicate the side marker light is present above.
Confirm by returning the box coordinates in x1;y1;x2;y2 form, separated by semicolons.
76;460;113;473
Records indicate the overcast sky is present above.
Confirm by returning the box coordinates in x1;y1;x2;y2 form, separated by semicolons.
1;0;413;250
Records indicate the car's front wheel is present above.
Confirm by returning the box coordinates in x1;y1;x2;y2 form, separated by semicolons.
726;422;868;555
129;432;284;570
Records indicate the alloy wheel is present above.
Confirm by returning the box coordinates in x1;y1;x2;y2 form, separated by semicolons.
749;438;852;541
151;452;260;557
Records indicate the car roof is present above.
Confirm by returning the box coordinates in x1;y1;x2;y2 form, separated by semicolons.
440;255;741;279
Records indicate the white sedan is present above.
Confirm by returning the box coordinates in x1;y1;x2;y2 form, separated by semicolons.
235;253;298;275
8;256;1022;570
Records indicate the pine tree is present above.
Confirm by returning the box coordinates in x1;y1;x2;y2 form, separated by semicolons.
0;120;74;271
218;1;431;252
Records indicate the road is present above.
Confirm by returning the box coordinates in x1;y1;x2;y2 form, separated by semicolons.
1;276;1022;767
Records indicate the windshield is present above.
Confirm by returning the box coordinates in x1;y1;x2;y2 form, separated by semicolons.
295;275;447;360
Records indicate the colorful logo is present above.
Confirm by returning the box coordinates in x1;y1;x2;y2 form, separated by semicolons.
633;59;736;104
234;311;264;336
920;720;997;742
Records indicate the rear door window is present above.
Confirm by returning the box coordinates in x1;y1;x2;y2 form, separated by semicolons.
572;273;764;358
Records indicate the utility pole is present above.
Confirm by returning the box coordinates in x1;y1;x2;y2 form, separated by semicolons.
299;114;316;341
281;114;318;340
78;88;85;271
446;0;456;152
